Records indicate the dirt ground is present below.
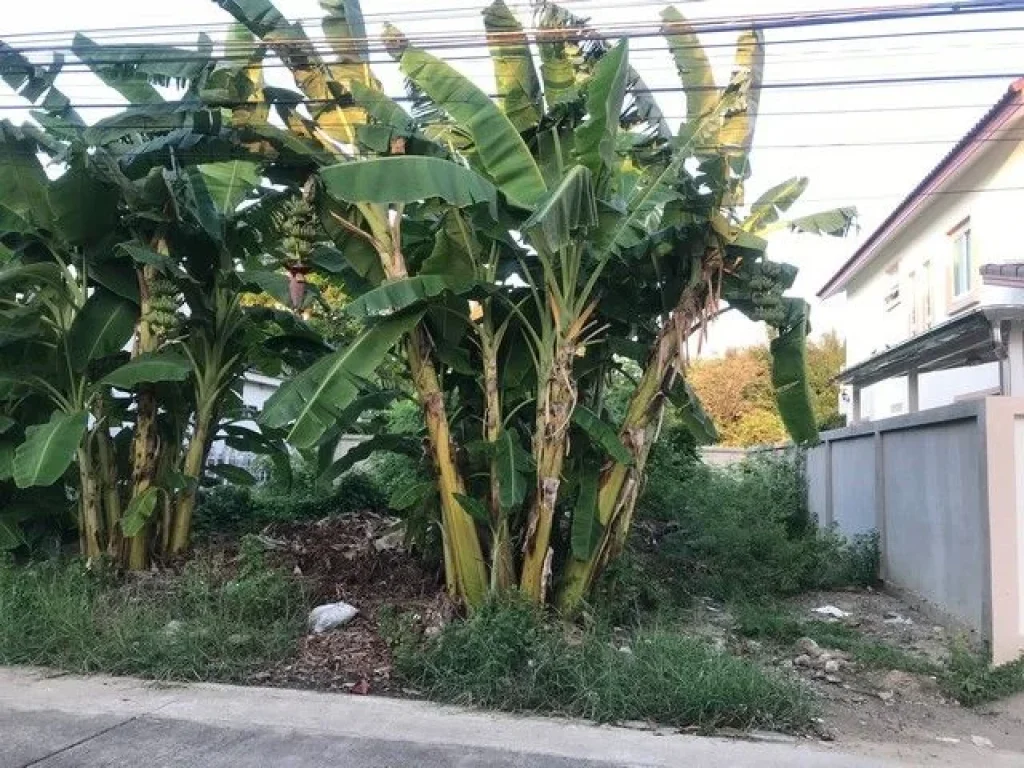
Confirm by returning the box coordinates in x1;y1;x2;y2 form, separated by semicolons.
234;515;1024;754
249;513;453;696
772;590;1024;754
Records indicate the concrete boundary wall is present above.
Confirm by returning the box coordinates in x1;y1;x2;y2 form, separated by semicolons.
807;397;1024;664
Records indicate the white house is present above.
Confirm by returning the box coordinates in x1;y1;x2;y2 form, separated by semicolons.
819;78;1024;422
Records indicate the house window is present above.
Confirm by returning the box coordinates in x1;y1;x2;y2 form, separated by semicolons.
952;226;972;298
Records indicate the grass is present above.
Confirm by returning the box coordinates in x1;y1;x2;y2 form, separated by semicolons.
387;596;815;731
0;540;306;681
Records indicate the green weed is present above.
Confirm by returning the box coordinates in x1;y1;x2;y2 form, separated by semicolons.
0;551;305;681
940;644;1024;706
389;595;814;731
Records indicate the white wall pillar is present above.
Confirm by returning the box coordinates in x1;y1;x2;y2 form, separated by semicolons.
908;368;920;413
1000;321;1024;396
851;385;862;424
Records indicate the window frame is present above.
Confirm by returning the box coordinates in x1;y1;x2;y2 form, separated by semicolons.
950;221;973;300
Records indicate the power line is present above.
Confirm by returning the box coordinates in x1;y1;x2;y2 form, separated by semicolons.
1;69;1018;113
6;0;1024;56
17;27;1024;75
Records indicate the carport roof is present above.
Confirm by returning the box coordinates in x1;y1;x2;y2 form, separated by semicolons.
835;305;1024;388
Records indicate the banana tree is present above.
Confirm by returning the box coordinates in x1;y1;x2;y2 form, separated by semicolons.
213;0;854;608
0;37;315;564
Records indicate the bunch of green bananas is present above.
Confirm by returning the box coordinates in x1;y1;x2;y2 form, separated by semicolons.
144;275;181;338
274;197;319;266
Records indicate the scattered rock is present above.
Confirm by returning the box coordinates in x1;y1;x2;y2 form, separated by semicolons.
825;675;843;685
423;625;442;639
881;669;920;692
162;620;184;638
971;735;994;748
824;659;842;674
794;654;813;668
813;605;850;619
811;718;836;741
796;637;823;657
619;645;633;655
227;632;251;646
349;679;371;695
878;690;895;703
308;601;359;634
373;528;405;553
936;737;961;745
883;612;914;625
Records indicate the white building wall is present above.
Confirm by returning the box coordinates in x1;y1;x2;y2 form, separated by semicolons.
843;117;1024;421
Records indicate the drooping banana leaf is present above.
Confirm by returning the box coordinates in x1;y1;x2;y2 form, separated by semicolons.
571;405;633;464
101;351;193;389
0;122;53;234
483;0;543;132
741;176;809;234
346;275;477;319
569;462;602;559
320;156;498;215
779;207;858;237
13;410;87;488
668;378;719;445
67;289;138;372
71;34;209;104
319;433;421;486
401;48;547;210
260;310;423;449
495;428;529;510
0;42;77;120
533;1;591;107
574;40;629;179
769;299;818;444
202;23;269;128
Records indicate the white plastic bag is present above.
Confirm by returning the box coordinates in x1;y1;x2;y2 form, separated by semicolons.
308;601;358;634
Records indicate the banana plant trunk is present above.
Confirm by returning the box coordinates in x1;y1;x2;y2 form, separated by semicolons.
520;342;576;602
123;262;163;570
481;325;513;592
363;202;488;607
408;327;488;606
557;291;699;611
168;410;213;555
77;449;104;560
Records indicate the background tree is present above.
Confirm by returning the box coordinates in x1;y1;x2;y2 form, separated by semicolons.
688;331;846;446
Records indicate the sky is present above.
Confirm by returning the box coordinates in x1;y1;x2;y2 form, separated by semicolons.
3;0;1024;357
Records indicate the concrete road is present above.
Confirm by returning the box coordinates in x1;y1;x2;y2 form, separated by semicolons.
0;668;1017;768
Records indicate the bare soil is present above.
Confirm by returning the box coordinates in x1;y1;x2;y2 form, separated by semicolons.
776;590;1024;754
251;513;453;696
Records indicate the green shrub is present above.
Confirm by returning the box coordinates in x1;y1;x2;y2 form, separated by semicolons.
0;554;305;681
620;452;879;608
390;595;813;731
194;471;386;538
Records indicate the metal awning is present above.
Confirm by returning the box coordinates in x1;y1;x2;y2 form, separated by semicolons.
836;305;1024;389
